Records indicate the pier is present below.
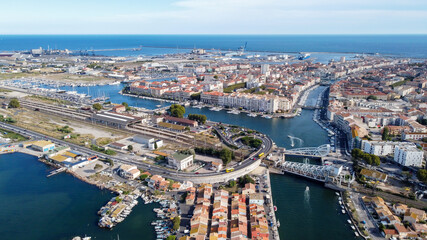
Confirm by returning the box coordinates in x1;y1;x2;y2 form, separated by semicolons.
47;167;66;177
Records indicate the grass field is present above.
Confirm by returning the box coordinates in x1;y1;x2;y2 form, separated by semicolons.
0;128;28;142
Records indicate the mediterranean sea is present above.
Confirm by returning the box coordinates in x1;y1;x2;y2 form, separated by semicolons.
0;35;426;58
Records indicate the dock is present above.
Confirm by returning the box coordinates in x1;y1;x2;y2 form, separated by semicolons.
265;169;281;240
47;167;66;177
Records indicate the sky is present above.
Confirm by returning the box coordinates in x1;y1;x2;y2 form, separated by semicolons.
1;0;427;34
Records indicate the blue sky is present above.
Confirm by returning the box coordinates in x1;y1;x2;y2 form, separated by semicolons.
1;0;426;34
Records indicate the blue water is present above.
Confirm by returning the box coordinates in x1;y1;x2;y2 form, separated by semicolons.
1;35;427;58
0;152;157;240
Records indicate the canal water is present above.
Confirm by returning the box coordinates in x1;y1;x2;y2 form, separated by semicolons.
2;82;358;239
0;152;156;240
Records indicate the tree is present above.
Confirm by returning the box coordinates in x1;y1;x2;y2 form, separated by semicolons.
382;127;391;141
188;114;207;124
166;236;176;240
154;141;158;149
172;216;181;231
373;155;381;166
220;148;233;166
94;164;103;170
190;93;201;101
127;145;133;151
92;103;102;111
417;169;427;183
169;104;185;118
367;95;378;100
122;102;129;108
239;175;255;185
8;98;20;108
228;180;236;187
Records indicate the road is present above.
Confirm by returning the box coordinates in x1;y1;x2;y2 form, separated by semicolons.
0;121;272;183
351;193;385;240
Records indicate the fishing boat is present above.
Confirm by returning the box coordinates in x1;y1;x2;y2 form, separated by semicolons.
274;206;278;211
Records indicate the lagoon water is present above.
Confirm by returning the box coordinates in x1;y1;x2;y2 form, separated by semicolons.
0;152;156;240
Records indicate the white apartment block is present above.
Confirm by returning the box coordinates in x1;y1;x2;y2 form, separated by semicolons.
394;145;424;167
361;140;415;156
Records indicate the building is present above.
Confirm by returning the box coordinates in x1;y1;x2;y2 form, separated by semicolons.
242;183;256;195
164;115;198;127
361;140;415;157
90;111;142;128
249;193;264;205
112;104;126;113
31;140;55;152
168;152;194;170
109;142;128;151
360;168;388;182
402;132;427;141
118;164;140;180
394;145;424;167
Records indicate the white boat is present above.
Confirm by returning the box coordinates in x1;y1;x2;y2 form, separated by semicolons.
342;209;346;214
351;226;356;230
277;219;280;227
305;186;309;191
263;115;272;119
247;113;257;117
347;219;352;224
354;232;359;237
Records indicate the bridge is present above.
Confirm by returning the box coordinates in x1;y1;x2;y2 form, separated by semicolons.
285;144;331;157
277;161;341;183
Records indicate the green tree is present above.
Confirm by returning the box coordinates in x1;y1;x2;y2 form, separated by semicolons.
8;98;20;108
154;141;158;149
127;145;133;151
373;155;381;166
188;114;207;124
166;236;176;240
92;103;102;111
228;180;236;187
169;104;185;118
417;169;427;183
122;102;129;108
172;216;181;231
190;93;201;101
239;174;255;185
139;174;149;180
367;95;378;100
382;127;391;141
220;148;233;166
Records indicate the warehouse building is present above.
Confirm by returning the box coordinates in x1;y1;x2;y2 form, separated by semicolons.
90;111;142;128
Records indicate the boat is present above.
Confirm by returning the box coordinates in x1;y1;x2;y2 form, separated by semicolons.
298;53;311;60
263;115;272;119
305;186;309;191
351;226;356;230
342;209;346;214
156;105;162;108
274;206;277;211
354;232;359;237
277;219;280;227
247;113;257;117
347;219;352;224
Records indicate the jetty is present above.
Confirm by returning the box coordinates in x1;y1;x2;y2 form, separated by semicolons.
47;167;66;177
